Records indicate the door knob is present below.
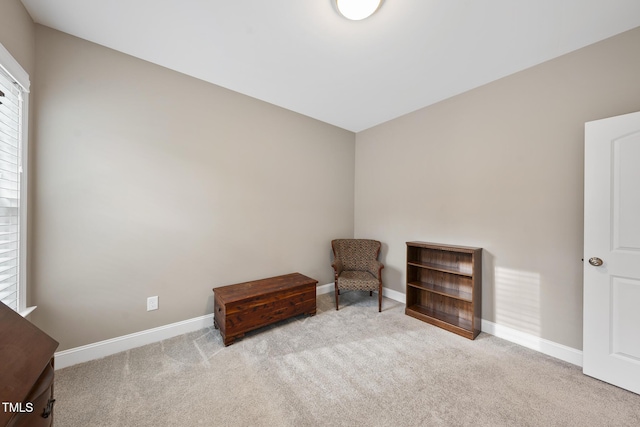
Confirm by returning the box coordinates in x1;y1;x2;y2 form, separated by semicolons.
588;257;603;266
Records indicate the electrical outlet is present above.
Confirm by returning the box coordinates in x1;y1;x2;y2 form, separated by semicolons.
147;296;158;311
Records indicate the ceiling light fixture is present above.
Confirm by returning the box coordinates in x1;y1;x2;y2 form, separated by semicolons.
336;0;382;21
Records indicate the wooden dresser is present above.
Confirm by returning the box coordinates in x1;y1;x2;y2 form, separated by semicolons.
213;272;317;346
0;302;59;427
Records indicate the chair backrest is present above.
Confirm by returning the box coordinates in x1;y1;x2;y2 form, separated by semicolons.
332;239;381;271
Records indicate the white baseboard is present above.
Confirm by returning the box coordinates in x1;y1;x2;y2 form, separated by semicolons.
317;282;334;295
55;285;582;370
54;314;214;370
382;287;405;303
481;319;583;366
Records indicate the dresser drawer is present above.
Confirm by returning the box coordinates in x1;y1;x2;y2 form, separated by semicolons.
8;359;55;427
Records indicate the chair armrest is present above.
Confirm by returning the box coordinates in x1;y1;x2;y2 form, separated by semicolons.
367;260;384;280
332;260;344;277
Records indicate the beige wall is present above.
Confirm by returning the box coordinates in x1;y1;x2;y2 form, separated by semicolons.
0;0;35;76
355;26;640;350
31;26;355;351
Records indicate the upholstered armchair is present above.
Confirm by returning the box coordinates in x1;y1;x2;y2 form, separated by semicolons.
331;239;384;312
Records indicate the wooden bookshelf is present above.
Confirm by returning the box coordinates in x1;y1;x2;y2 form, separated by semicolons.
405;241;482;339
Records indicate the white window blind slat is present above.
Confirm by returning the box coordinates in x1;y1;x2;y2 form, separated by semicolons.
0;161;18;176
0;279;16;291
0;127;19;143
0;265;16;275
0;122;18;133
0;289;17;307
0;118;18;134
0;96;18;114
0;106;19;125
0;152;19;166
0;184;18;193
0;67;21;312
0;94;18;110
0;95;19;112
0;141;18;156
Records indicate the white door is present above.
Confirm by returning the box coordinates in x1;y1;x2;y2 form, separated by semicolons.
583;111;640;394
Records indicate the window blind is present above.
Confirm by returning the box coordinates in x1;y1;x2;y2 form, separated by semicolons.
0;68;22;311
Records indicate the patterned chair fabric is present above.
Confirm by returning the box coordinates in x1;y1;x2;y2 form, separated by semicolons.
331;239;384;312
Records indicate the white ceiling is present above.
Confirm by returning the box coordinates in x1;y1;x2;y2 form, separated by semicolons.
20;0;640;132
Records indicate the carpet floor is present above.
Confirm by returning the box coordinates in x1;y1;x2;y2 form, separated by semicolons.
54;293;640;426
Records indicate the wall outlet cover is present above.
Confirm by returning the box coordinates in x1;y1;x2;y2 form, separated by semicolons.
147;296;159;311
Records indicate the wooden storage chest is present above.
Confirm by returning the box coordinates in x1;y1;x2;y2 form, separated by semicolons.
213;272;317;346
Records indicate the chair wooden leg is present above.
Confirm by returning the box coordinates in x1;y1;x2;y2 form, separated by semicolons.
378;283;382;312
369;291;373;296
335;283;339;310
